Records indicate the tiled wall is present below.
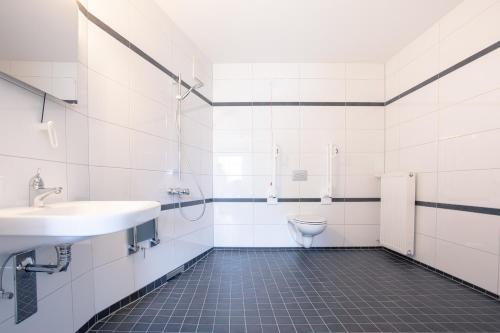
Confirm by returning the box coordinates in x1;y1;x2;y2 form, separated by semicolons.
212;63;385;247
385;0;500;294
0;1;213;332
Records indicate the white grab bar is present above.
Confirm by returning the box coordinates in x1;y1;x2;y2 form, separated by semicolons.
326;144;339;198
267;144;279;204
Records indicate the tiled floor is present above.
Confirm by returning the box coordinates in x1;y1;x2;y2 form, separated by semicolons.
89;248;500;333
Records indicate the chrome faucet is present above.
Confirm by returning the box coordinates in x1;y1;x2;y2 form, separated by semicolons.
29;170;62;207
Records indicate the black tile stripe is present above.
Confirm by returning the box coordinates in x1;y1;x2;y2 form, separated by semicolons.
212;101;384;107
164;198;500;217
416;201;500;216
77;1;500;219
385;39;500;106
78;1;500;111
77;1;212;107
212;197;381;203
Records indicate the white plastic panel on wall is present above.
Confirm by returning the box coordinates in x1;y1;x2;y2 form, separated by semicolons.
380;172;416;256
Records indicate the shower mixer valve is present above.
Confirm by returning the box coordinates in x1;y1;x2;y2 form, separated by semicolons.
168;187;190;196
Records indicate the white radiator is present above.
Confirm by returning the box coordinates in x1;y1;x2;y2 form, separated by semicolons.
380;172;416;256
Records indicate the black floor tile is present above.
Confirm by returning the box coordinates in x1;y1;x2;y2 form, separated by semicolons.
90;249;500;332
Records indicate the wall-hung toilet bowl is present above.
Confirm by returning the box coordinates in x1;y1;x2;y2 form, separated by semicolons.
288;215;327;248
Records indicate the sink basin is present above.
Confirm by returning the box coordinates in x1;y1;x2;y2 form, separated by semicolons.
0;201;161;256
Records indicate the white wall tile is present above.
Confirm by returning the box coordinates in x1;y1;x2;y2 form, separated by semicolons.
93;256;135;311
67;164;90;201
213;63;252;79
253;63;299;79
271;106;300;129
345;202;380;225
213;79;252;102
299;63;345;79
439;0;499;40
213;153;253;176
438;88;500;140
436;239;498;293
88;69;129;126
299;202;345;225
312;225;345;246
439;50;500;107
398;112;438;148
213;130;252;153
214;202;253;225
87;23;130;86
346;107;384;130
72;271;95;331
89;166;131;200
214;225;254;247
213;175;253;197
300;79;345;101
66;110;89;165
272;79;299;101
346;63;384;80
438;169;500;208
253;203;299;225
344;225;380;246
130;131;168;171
213;107;252;130
414;233;436;267
89;119;130;168
439;1;500;70
300;106;345;129
437;209;500;255
399;142;437;173
346;130;384;153
254;225;298;247
346;80;384;101
438;130;500;171
415;206;437;237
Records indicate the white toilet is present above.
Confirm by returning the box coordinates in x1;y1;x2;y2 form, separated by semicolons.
287;215;327;248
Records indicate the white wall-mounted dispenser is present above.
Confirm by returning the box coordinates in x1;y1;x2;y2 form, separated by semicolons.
37;121;59;149
267;144;280;205
322;144;339;205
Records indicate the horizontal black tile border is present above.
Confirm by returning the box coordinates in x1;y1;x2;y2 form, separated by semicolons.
78;3;500;111
416;201;500;216
386;39;500;105
76;248;214;333
212;197;381;203
168;198;500;217
212;101;385;107
161;198;213;211
383;247;499;300
77;2;212;107
214;246;382;251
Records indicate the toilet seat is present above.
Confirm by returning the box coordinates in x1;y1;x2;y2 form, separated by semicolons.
290;215;327;225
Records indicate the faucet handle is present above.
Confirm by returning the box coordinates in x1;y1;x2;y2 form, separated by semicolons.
30;169;45;189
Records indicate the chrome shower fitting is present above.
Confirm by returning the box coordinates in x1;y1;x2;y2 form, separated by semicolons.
168;187;191;196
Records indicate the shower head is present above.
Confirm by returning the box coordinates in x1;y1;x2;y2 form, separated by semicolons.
177;75;205;101
192;76;204;89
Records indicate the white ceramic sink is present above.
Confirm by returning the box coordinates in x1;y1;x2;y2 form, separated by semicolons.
0;201;161;255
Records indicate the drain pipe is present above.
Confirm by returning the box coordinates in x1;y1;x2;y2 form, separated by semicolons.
17;244;72;274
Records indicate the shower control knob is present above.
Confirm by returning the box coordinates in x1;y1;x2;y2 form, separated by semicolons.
168;187;190;196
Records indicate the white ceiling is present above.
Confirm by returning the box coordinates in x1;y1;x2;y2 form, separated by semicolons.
155;0;461;63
